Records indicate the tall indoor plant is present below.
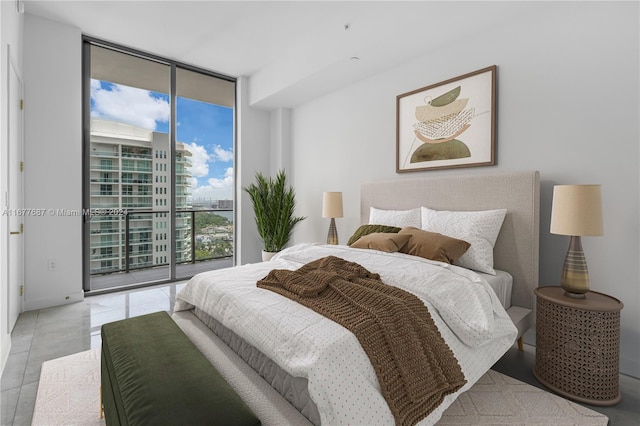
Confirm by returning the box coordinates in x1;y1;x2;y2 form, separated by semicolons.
244;170;306;260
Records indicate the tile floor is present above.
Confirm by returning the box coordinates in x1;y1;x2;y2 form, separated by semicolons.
2;282;639;425
1;282;186;425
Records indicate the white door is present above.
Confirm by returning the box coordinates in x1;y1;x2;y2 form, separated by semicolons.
7;53;24;333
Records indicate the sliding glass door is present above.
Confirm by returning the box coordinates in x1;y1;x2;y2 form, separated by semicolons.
83;39;235;291
174;68;235;279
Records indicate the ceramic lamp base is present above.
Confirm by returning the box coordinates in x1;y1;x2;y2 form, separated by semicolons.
561;236;589;298
326;218;338;245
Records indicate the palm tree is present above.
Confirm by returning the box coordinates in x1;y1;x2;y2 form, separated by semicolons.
244;170;306;253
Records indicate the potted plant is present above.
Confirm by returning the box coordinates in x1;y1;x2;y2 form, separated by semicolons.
244;170;306;261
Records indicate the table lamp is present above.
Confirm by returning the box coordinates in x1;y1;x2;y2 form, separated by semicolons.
322;192;343;245
550;185;603;298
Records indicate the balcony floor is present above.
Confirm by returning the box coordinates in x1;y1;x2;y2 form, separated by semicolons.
89;257;233;291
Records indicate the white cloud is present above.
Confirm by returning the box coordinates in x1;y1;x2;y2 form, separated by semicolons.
191;167;234;200
207;167;234;188
212;144;233;162
186;142;210;178
91;80;169;130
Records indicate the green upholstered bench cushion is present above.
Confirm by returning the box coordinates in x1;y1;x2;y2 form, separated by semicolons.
101;311;260;426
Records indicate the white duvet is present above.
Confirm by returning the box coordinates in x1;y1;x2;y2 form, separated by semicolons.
174;243;517;425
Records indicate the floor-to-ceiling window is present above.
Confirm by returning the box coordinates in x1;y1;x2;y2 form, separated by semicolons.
83;38;236;292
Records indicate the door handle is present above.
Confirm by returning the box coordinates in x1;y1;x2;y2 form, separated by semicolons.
10;231;21;235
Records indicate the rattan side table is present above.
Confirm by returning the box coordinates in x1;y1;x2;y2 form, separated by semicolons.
533;286;623;406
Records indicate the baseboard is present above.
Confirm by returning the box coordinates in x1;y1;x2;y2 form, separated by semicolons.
1;334;10;376
23;290;84;311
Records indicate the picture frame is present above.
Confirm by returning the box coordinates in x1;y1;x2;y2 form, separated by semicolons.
396;65;496;173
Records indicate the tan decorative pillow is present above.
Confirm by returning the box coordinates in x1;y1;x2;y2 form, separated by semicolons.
350;232;411;253
346;224;401;246
398;227;470;264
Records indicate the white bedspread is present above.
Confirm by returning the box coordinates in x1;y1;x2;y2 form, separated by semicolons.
174;243;517;425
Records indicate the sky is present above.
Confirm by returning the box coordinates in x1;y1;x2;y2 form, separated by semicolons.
90;79;234;201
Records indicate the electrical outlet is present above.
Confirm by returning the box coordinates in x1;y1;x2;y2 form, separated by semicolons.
48;259;56;271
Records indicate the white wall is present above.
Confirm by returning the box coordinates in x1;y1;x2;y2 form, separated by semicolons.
236;76;272;264
0;0;24;374
269;108;292;175
22;14;83;310
289;2;639;377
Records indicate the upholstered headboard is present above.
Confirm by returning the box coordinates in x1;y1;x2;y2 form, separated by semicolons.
361;171;540;310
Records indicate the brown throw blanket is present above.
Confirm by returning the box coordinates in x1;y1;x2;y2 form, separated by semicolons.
257;256;466;426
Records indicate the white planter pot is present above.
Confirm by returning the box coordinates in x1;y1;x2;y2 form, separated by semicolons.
261;250;278;262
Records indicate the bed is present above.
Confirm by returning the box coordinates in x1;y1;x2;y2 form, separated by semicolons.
172;170;540;426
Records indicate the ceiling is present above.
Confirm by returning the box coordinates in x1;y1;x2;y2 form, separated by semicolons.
24;1;545;109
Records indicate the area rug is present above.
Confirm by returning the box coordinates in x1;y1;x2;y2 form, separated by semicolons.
33;349;608;426
32;348;104;426
437;369;608;425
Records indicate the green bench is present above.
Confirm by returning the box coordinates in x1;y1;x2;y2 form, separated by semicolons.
100;311;261;426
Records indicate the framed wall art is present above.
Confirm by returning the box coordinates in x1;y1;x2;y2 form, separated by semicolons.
396;65;496;173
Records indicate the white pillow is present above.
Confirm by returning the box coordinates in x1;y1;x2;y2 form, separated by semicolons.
420;207;506;274
369;207;421;228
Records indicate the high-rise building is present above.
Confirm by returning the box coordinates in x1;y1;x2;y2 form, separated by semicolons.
89;119;192;275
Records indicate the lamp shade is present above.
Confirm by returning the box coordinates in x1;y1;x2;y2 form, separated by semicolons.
550;185;603;236
322;192;343;218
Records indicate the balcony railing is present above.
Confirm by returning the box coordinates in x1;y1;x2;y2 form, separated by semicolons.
89;208;233;275
176;157;193;166
90;151;119;157
91;253;120;261
121;167;152;173
90;178;119;183
90;228;121;235
91;165;118;171
122;203;153;208
129;238;152;244
121;152;152;159
91;191;119;196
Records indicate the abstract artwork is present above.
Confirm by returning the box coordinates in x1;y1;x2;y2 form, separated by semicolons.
396;66;496;172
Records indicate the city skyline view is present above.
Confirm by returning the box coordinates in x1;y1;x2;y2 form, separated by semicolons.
88;118;234;278
85;39;238;288
90;79;234;201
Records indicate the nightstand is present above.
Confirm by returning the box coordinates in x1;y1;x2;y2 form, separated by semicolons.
533;286;623;406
